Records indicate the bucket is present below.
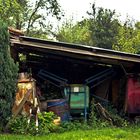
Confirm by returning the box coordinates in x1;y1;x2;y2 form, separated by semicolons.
47;99;69;121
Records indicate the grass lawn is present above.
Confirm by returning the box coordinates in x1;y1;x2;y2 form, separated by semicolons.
0;127;140;140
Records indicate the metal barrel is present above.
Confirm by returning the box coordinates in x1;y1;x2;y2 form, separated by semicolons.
47;99;70;121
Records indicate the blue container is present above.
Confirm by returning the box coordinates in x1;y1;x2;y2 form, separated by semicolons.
47;99;70;121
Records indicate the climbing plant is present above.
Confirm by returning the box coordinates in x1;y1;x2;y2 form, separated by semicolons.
0;20;18;127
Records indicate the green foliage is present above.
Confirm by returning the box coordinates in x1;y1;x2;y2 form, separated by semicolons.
9;115;28;134
105;105;129;127
37;112;59;135
89;99;100;127
57;3;120;50
8;112;58;135
0;0;21;25
56;2;140;54
0;0;62;37
59;121;91;132
89;99;111;128
89;98;128;128
56;18;93;45
88;3;120;49
0;20;18;126
113;20;139;53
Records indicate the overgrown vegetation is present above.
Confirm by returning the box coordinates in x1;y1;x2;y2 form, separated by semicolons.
89;99;128;129
8;112;59;135
0;20;18;127
6;98;131;136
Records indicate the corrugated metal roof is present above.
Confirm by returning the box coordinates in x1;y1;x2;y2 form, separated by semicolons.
10;36;140;65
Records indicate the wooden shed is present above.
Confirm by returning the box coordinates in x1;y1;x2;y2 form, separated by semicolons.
9;31;140;118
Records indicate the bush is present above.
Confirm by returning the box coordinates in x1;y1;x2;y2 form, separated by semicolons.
8;112;59;135
37;112;59;135
89;98;128;128
8;115;28;134
105;105;129;127
0;20;18;127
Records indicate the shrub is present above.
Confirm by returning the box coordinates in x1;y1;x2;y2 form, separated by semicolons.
8;115;28;134
37;111;59;135
105;105;129;127
89;98;128;128
8;112;58;135
0;20;18;127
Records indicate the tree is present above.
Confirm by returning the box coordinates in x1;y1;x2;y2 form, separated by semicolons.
0;0;62;37
57;4;120;49
134;22;140;54
0;21;18;126
87;3;120;49
55;2;140;54
56;18;93;45
113;20;140;54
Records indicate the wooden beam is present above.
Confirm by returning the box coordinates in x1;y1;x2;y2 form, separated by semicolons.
12;89;32;117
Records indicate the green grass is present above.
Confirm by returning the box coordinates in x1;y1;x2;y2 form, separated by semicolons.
1;127;140;140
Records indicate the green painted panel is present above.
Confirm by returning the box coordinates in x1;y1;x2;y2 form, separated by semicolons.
64;84;89;110
70;92;89;109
